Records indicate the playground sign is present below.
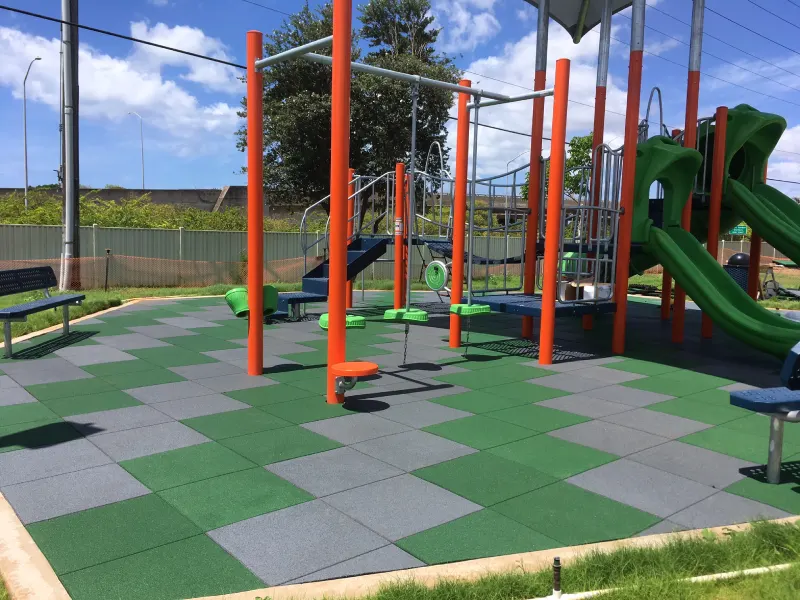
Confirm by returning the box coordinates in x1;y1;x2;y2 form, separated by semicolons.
729;225;747;235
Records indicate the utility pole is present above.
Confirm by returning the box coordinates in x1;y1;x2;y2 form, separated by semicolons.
61;0;80;290
129;112;145;189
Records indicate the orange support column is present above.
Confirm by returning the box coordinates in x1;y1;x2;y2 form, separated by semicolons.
449;80;471;348
393;163;406;310
346;168;355;309
326;0;353;404
702;106;728;338
612;0;646;355
246;31;264;376
539;59;571;365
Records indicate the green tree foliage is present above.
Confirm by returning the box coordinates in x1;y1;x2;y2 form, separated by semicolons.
521;132;594;202
236;1;460;208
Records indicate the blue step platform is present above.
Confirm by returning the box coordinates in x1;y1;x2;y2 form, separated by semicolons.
475;293;616;318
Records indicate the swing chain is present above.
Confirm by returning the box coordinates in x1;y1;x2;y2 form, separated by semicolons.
463;317;471;358
403;323;410;365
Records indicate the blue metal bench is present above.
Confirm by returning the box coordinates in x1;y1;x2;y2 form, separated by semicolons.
730;341;800;483
0;267;85;358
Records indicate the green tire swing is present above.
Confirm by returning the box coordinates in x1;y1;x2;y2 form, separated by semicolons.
318;313;367;330
383;306;429;365
224;285;279;319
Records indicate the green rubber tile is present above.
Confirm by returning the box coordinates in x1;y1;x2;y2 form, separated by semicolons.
424;415;536;450
282;375;328;394
225;384;317;407
196;325;248;341
0;418;69;453
261;396;353;424
397;509;559;564
431;389;531;414
726;473;800;514
166;336;242;352
101;368;186;389
623;372;730;397
266;365;327;383
219;425;341;465
182;409;292;440
496;381;572;402
42;391;142;417
0;403;58;427
121;442;256;491
606;359;681;376
494;481;660;546
487;404;590;432
25;378;116;402
680;426;797;464
721;414;800;447
159;467;313;530
681;389;735;406
488;435;618;479
278;350;329;368
82;359;155;377
414;452;556;506
646;397;751;426
129;347;217;368
60;534;262;600
27;495;200;575
433;370;501;390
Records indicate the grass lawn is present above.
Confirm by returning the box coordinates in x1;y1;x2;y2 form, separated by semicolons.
360;521;800;600
0;576;7;600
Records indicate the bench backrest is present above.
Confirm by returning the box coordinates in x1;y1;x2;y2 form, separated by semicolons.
0;267;58;297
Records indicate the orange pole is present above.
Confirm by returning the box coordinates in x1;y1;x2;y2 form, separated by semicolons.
394;163;406;310
611;1;645;355
539;59;571;365
702;106;728;338
449;80;471;348
660;127;681;321
346;168;355;309
747;162;766;299
246;31;264;376
326;0;352;404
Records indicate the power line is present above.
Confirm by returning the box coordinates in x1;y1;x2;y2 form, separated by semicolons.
234;0;291;17
767;177;800;185
705;4;800;60
0;4;246;69
789;0;800;10
745;0;800;32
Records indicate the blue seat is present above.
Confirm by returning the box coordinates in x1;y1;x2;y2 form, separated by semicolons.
730;388;800;414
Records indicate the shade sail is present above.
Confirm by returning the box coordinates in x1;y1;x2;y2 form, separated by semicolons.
523;0;634;43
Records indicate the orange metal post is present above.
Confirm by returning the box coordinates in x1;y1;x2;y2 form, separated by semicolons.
449;80;471;348
346;168;355;309
611;1;645;355
539;59;571;365
246;31;264;376
702;106;728;338
326;0;352;404
747;162;766;299
394;163;406;310
660;127;681;321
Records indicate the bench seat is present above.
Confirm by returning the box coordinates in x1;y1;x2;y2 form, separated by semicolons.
0;294;85;320
730;388;800;414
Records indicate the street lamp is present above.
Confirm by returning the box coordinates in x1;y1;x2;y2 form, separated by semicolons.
23;56;41;210
128;111;144;189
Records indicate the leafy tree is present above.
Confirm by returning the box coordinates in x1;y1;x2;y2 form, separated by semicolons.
359;0;440;61
521;132;594;202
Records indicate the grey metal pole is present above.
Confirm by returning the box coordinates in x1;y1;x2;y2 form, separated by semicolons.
597;0;612;88
406;84;419;310
254;36;333;70
61;0;75;290
689;0;705;73
129;112;144;188
466;97;481;306
767;416;785;484
23;57;40;211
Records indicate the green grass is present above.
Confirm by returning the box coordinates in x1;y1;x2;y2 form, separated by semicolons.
0;575;7;600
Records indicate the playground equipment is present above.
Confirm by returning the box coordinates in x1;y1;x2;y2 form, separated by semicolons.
224;286;278;319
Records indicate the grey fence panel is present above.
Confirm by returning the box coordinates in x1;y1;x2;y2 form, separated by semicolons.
0;225;62;259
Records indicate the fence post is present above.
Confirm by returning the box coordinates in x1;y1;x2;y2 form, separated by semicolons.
92;224;97;257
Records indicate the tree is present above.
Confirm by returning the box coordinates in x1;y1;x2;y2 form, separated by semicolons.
359;0;440;61
521;132;594;202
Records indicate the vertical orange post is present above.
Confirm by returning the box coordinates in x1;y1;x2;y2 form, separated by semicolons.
449;80;471;348
612;0;645;355
747;162;766;299
661;127;680;321
539;59;571;365
326;0;352;404
394;163;406;310
702;106;728;339
246;31;264;376
346;168;355;309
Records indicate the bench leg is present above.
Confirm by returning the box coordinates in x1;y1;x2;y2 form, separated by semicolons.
3;322;11;359
767;416;785;484
62;305;70;335
291;304;301;321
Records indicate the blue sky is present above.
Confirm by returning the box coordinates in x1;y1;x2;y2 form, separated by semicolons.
3;0;800;196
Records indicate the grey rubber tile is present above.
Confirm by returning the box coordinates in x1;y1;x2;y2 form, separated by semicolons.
668;492;792;529
229;339;318;355
408;384;472;401
0;375;19;389
169;362;244;380
372;343;461;362
267;447;403;496
2;463;150;524
156;317;222;329
568;459;718;518
538;394;633;418
154;394;249;420
324;474;482;541
573;366;648;384
636;520;686;537
88;421;209;461
124;381;216;404
344;387;422;406
0;358;92;386
533;373;611;393
601;409;711;438
195;373;277;393
94;333;171;350
208;499;387;585
549;421;670;456
0;386;37;406
352;430;476;471
127;325;197;339
55;346;138;367
289;544;424;583
264;328;325;343
627;441;757;489
67;405;171;435
377;401;472;428
302;414;411;445
718;383;758;392
585;385;674;407
530;357;625;372
0;439;111;487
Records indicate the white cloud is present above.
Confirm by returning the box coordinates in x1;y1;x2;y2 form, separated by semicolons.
516;6;533;22
433;0;502;52
0;25;241;157
148;0;169;6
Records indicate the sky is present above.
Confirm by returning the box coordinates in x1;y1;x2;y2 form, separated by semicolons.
3;0;800;197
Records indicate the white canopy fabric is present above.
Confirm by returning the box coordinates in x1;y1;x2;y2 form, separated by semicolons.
523;0;634;42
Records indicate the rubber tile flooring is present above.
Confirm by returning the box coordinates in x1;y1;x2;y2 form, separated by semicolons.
0;293;797;599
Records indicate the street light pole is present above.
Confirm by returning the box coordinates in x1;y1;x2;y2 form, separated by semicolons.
129;111;144;189
23;56;41;210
